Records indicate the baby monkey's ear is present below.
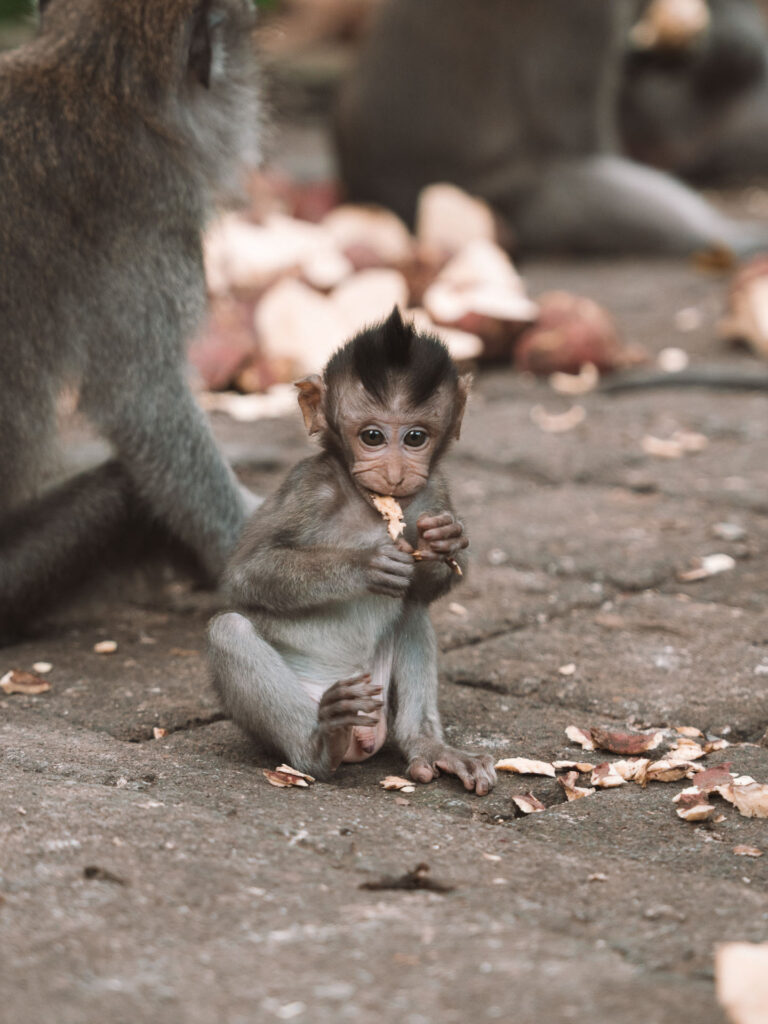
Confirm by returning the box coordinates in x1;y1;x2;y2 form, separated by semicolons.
452;373;473;440
295;375;327;436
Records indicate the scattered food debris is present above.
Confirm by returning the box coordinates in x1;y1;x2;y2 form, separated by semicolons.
588;727;663;756
380;776;416;793
0;670;51;696
93;640;118;655
591;763;627;788
515;291;640;375
31;661;53;674
495;758;556;778
588;872;609;882
565;725;596;751
733;846;763;858
716;942;768;1024
659;343;692;368
646;758;697;783
559;771;596;801
415;183;498;257
152;727;168;740
359;862;454;894
511;793;547;814
558;663;576;676
549;362;599;395
725;780;768;819
641;431;708;459
676;725;704;738
552;760;595;773
263;765;315;788
675;792;716;821
448;602;467;616
611;758;650;784
530;403;586;434
678;553;736;582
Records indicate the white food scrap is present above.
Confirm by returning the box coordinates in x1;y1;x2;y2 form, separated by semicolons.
380;776;416;793
495;757;556;778
370;494;406;541
733;846;763;858
93;640;118;655
263;764;315;788
611;759;650;784
565;725;596;751
675;725;704;738
0;670;51;696
591;762;627;789
646;759;698;783
727;780;768;819
152;727;168;740
32;661;53;674
530;404;586;434
512;793;546;814
678;553;736;582
553;760;595;773
676;797;716;822
559;771;595;801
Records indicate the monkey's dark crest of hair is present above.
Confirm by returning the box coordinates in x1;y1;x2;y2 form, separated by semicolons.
325;307;459;408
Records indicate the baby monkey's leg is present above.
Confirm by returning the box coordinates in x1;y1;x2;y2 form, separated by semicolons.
208;613;382;777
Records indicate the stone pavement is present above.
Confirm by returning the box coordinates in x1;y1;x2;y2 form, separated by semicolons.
3;258;768;1024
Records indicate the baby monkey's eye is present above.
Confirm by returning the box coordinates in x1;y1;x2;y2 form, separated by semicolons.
360;428;385;447
404;429;428;448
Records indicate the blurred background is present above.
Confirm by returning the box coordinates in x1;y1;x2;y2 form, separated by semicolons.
8;0;768;406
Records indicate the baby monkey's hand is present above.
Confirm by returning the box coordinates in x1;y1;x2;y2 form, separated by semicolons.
365;541;414;598
414;512;468;561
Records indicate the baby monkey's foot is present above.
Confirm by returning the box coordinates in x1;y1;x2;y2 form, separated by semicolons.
315;673;383;771
408;744;497;796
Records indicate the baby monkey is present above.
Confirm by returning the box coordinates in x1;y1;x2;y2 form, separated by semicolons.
208;308;496;795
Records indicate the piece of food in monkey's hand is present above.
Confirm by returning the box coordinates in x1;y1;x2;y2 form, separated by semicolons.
380;776;416;793
370;494;406;540
370;495;464;574
495;757;556;778
0;669;51;696
263;764;316;788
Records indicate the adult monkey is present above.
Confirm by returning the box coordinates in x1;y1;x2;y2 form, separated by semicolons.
335;0;768;255
0;0;261;639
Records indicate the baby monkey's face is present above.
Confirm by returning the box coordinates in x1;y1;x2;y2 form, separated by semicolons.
345;410;436;500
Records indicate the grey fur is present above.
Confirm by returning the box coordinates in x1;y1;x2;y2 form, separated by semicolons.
0;0;262;636
335;0;768;255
